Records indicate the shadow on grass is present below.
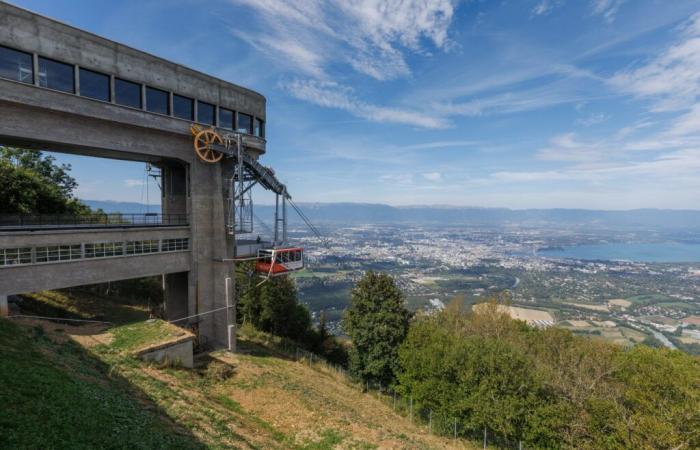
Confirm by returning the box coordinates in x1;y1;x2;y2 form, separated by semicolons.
0;318;205;449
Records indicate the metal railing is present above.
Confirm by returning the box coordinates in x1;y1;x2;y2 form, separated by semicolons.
0;213;189;229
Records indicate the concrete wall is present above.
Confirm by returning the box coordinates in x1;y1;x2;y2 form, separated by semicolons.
138;338;194;368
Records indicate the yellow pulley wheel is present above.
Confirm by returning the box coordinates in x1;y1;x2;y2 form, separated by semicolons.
193;129;224;163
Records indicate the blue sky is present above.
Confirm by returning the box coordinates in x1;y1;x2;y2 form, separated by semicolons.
12;0;700;209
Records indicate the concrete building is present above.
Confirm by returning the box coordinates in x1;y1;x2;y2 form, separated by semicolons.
0;2;275;349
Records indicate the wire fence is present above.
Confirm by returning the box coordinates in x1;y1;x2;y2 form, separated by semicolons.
277;343;526;449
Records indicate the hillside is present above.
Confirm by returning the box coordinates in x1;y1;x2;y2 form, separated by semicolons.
0;316;470;449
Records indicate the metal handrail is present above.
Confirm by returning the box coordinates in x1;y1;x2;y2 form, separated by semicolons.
0;213;189;228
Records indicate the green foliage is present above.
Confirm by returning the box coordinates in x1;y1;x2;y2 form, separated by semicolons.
395;299;700;448
0;146;92;214
343;271;411;386
237;264;348;365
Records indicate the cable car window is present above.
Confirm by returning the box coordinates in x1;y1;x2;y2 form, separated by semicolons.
173;94;193;120
0;45;33;84
38;57;75;93
146;86;169;115
79;68;110;101
115;78;141;108
198;101;215;125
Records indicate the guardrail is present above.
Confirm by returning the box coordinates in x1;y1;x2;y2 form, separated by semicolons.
0;213;189;229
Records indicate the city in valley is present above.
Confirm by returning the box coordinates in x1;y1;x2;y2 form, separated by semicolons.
291;223;700;354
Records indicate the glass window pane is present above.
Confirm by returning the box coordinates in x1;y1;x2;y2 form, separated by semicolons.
197;101;215;125
219;108;234;129
146;86;169;115
115;78;141;108
238;113;253;134
173;94;193;120
254;118;264;137
0;45;33;84
79;68;110;101
38;57;74;93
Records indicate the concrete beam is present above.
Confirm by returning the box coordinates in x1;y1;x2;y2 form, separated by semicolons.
0;252;191;295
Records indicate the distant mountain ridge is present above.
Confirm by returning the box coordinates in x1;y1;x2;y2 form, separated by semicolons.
84;200;700;230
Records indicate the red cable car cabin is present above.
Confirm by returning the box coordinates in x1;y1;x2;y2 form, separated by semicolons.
255;247;304;276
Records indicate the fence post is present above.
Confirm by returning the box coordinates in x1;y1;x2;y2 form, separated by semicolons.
410;396;413;422
519;440;523;450
429;410;432;434
483;427;487;449
393;390;396;410
454;417;457;441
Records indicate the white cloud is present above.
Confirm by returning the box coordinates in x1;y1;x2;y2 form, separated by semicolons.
124;179;145;188
422;172;442;181
609;12;700;111
532;0;563;16
576;112;609;127
591;0;627;23
230;0;456;81
281;79;449;129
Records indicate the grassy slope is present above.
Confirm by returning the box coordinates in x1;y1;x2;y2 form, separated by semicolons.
0;318;201;449
1;317;471;449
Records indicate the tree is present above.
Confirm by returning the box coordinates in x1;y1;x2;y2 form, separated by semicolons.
0;147;91;214
342;270;411;387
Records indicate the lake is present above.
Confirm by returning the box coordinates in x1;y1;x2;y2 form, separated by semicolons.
538;242;700;263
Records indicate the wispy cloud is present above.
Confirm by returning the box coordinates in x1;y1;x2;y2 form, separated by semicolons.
532;0;563;16
230;0;456;81
280;79;450;129
591;0;627;23
609;12;700;111
422;172;442;181
124;179;145;188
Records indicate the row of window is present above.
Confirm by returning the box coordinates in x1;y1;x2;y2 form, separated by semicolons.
0;238;189;267
0;44;264;136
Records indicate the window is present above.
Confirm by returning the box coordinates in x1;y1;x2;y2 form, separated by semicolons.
197;101;215;125
35;245;82;263
173;94;193;120
162;238;189;252
79;68;110;101
115;78;142;108
254;118;264;137
0;45;33;84
0;248;31;266
237;113;253;134
219;108;234;129
38;57;74;93
84;242;124;259
146;86;169;115
125;240;159;255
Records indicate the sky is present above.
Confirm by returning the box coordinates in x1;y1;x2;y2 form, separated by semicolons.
11;0;700;209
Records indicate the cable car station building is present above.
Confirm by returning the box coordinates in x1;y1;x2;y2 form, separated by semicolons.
0;3;286;349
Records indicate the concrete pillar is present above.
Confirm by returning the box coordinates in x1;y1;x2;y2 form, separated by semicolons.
164;272;189;321
0;295;8;317
160;162;188;224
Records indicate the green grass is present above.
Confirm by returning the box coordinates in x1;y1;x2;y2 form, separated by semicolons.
109;319;180;352
0;318;202;449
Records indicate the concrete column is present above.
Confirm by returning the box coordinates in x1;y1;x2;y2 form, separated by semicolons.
160;162;188;224
0;295;8;317
164;272;189;321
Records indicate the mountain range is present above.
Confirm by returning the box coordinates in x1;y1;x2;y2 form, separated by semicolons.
84;200;700;230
